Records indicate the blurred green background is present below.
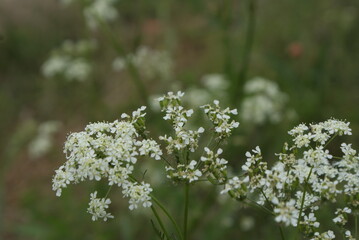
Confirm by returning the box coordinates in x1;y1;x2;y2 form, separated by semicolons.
1;0;359;239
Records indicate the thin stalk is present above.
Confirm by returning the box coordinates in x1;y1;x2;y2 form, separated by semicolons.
231;0;257;105
279;226;285;240
260;189;285;240
96;16;148;104
297;167;313;232
129;175;182;239
324;133;338;148
183;183;190;240
152;195;184;240
355;214;358;239
220;0;234;81
104;185;113;198
151;206;170;240
245;198;274;216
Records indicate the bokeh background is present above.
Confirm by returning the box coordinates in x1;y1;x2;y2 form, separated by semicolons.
1;0;359;239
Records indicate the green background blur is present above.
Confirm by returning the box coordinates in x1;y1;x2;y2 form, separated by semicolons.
1;0;359;239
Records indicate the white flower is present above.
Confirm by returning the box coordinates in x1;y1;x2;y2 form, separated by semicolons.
220;176;249;198
137;139;163;160
53;107;161;219
273;199;299;227
42;39;95;81
240;77;289;124
311;230;335;240
84;0;119;29
166;161;202;183
28;121;61;159
201;100;239;139
202;74;229;91
201;147;228;173
113;46;173;81
87;191;114;221
122;181;153;210
159;92;204;153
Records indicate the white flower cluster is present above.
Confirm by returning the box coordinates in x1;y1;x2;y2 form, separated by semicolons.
158;91;205;154
201;148;228;174
61;0;119;29
165;160;202;183
52;107;162;220
88;191;113;221
332;207;351;226
84;0;119;29
28;121;61;159
42;39;96;81
185;74;229;106
158;92;238;184
113;46;173;81
273;199;299;227
220;119;358;238
240;77;290;124
201;100;239;139
311;231;336;240
289;119;352;148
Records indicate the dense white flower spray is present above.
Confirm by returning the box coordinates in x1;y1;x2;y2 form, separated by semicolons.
53;92;358;239
219;118;358;239
52;91;239;229
52;106;161;220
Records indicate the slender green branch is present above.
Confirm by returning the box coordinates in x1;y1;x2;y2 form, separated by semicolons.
231;0;257;105
151;206;170;240
260;189;272;207
183;183;190;240
355;214;358;239
104;185;113;198
279;225;285;240
260;189;285;239
96;16;148;104
245;198;274;216
129;175;182;239
220;0;234;81
297;167;313;232
161;155;173;167
152;195;184;240
324;133;338;148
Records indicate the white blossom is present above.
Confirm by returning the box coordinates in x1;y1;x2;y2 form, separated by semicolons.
87;191;114;221
113;46;173;81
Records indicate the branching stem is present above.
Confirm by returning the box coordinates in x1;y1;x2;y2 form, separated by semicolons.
151;206;170;240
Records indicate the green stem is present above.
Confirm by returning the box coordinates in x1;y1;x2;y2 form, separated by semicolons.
279;225;285;240
297;167;313;232
183;183;190;240
245;198;274;216
231;0;257;105
324;133;338;148
151;206;170;240
104;185;113;198
152;195;184;240
129;175;182;239
260;189;285;240
96;16;148;104
220;0;234;81
355;214;358;239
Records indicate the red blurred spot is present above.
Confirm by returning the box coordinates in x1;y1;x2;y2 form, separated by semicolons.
142;19;163;38
287;42;303;58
